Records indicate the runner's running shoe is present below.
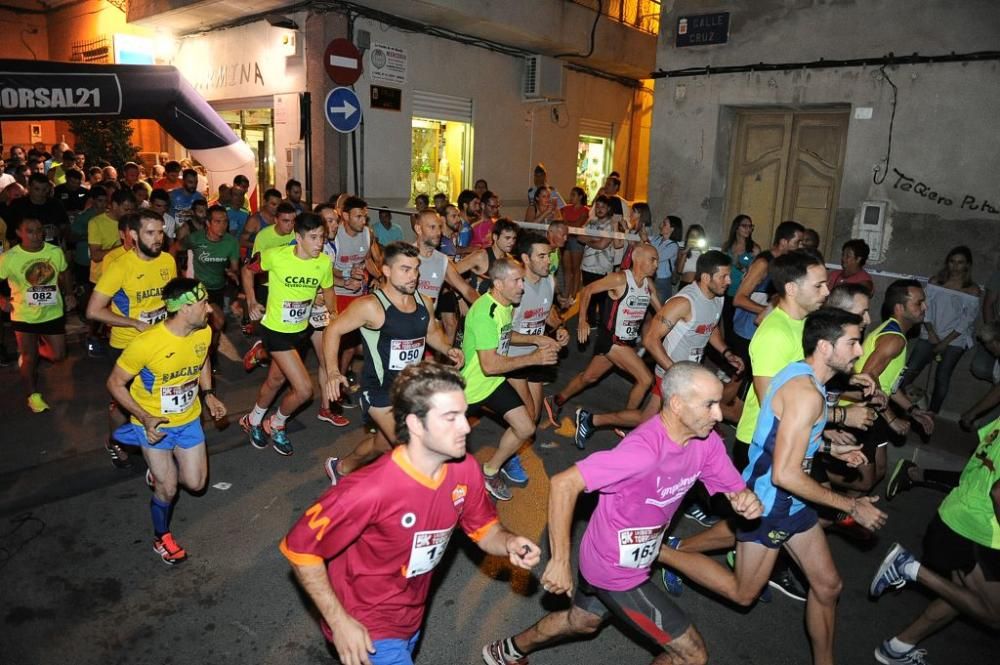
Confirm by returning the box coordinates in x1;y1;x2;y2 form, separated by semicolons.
27;392;49;413
483;469;512;501
239;413;269;449
242;340;265;372
683;503;719;527
875;640;930;664
660;536;684;596
324;457;345;485
885;459;916;501
769;567;807;602
153;532;187;565
501;455;529;487
870;543;918;598
481;639;528;665
542;394;562;428
317;408;350;427
263;416;293;456
105;438;132;469
574;408;595;450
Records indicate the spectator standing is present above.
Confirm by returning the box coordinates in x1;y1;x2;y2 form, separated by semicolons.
373;209;403;245
722;214;761;345
827;239;874;295
649;214;682;303
560;186;590;303
674;225;706;288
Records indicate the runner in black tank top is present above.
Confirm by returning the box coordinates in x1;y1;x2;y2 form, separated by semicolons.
455;218;520;295
319;242;464;483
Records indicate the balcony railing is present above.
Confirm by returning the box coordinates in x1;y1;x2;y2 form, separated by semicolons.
568;0;662;35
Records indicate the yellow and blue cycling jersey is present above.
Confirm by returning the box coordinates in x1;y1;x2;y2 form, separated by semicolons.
116;322;211;427
94;250;177;349
744;361;827;517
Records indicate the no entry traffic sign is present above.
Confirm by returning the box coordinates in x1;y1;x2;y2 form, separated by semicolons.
324;38;363;85
324;87;362;133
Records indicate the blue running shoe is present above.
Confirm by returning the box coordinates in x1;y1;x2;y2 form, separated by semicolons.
871;543;917;598
660;536;683;596
501;454;529;486
239;414;268;449
263;416;294;456
575;408;595;450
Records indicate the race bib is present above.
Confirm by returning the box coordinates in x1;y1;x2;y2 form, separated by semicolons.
617;525;666;569
281;299;311;324
614;305;647;341
389;337;426;371
161;379;198;415
405;527;453;578
688;347;704;364
516;318;546;337
497;325;512;356
26;285;57;307
140;307;167;325
309;305;330;328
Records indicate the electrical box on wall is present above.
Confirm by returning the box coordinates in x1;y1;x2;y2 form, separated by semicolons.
523;55;564;101
855;200;888;263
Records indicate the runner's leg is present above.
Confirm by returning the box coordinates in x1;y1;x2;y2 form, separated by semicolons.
783;525;843;665
484;405;535;474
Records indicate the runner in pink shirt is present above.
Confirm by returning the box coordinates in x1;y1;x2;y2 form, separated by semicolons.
482;362;763;665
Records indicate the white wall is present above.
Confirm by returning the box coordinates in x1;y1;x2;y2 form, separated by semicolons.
348;17;638;211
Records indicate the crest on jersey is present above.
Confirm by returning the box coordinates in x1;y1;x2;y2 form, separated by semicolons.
451;484;467;508
160;268;171;280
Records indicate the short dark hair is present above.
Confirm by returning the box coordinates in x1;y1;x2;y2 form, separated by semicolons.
313;202;335;215
88;186;108;200
233;174;250;187
414;193;430;206
61;150;75;161
882;279;922;320
517;231;549;261
150;188;170;204
771;250;825;297
28;172;49;187
342;196;368;213
840;238;870;267
207;204;227;219
15;215;40;229
128;209;164;232
182;168;198;180
480;190;498;205
457;189;478;212
773;220;805;246
293;211;325;234
263;188;282;202
606;175;621;190
475;178;488;189
391;362;466;444
285;178;301;190
826;283;870;311
570;186;588;206
383;241;420;265
64;168;83;182
695;250;732;283
433;192;448;201
276;201;298;217
492;218;519;238
594;194;612;207
803;308;862;357
110;189;136;207
192;198;208;209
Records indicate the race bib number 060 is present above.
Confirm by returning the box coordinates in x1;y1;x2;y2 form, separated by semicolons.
617;525;666;569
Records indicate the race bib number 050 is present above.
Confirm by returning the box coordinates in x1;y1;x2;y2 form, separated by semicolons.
389;337;426;371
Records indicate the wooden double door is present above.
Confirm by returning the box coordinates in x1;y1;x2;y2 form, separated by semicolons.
725;109;849;255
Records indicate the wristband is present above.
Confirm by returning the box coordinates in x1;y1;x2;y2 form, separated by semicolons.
201;389;215;399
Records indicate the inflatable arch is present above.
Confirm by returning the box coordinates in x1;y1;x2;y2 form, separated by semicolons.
0;59;256;196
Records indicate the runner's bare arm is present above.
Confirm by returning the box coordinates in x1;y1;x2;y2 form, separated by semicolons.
238;214;259;251
86;290;147;331
322;296;382;395
422;294;463;367
476;523;542;570
733;257;769;313
708;327;744;374
240;254;265;319
454;249;486;277
578;271;626;327
540;465;587;596
444;262;479;304
641;296;691;374
106;364;167;442
288;562;375;665
199;358;226;419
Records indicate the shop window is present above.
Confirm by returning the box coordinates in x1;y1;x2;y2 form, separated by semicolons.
219;107;275;198
577;133;613;201
411;117;472;205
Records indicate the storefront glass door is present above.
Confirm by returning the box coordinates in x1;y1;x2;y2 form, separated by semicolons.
219;108;275;197
411;117;471;205
576;134;612;201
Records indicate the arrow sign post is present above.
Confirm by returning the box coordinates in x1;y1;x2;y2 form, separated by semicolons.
324;87;362;134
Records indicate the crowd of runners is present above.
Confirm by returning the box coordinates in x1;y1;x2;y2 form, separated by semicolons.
0;155;997;665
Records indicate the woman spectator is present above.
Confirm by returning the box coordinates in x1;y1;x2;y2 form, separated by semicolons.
827;238;874;295
649;214;682;303
899;246;983;413
523;185;562;224
560;186;589;302
722;214;760;344
674;224;706;288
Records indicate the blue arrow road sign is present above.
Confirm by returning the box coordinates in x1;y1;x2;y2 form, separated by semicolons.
324;87;362;133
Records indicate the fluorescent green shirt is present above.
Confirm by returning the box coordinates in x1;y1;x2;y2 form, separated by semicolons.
939;417;1000;549
251;225;294;256
461;292;513;403
736;306;805;443
0;242;67;323
260;245;334;333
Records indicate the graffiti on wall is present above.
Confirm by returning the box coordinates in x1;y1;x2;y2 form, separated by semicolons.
891;168;999;216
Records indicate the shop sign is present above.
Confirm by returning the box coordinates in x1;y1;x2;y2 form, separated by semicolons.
369;42;407;84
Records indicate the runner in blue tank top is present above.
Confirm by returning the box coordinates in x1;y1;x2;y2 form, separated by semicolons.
658;309;887;665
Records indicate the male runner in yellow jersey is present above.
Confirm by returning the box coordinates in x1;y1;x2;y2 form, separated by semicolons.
240;212;334;455
88;209;176;469
106;278;226;564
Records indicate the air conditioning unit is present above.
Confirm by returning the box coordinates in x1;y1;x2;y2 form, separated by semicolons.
523;55;564;101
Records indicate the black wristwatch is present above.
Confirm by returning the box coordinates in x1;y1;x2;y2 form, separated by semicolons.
201;388;216;400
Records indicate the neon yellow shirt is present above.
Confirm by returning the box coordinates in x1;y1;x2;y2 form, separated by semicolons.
88;213;121;283
736;306;806;443
939;417;1000;549
856;317;908;394
117;322;212;427
94;250;177;349
0;242;67;323
461;292;513;403
260;245;334;333
251;225;295;256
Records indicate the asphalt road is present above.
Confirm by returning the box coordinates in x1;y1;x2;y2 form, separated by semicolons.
0;324;994;664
